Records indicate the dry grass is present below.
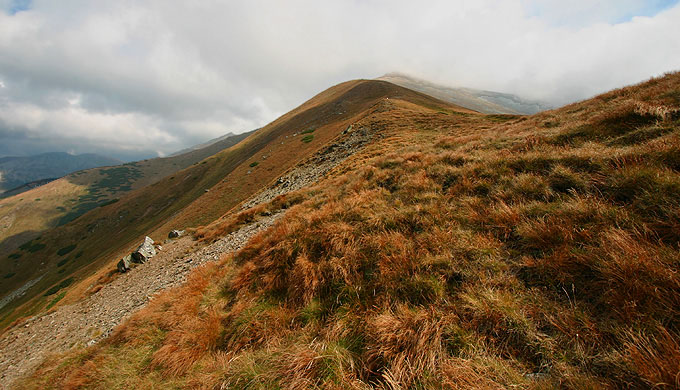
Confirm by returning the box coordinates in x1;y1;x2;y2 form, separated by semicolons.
16;72;680;389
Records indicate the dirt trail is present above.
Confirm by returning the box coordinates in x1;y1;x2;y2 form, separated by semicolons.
0;121;378;389
0;212;281;389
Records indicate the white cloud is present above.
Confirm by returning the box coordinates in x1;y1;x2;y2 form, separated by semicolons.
0;0;679;160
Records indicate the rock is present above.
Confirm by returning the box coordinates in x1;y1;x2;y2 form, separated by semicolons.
131;237;156;264
168;229;185;239
155;245;163;251
117;254;132;273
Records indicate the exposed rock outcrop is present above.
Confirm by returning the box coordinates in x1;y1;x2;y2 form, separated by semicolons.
131;236;156;263
116;254;132;273
168;229;185;239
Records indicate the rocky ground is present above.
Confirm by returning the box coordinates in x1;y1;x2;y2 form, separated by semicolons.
241;123;377;210
0;212;281;389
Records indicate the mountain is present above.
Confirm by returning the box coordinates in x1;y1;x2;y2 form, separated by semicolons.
0;152;122;195
169;132;239;156
0;131;253;259
3;72;680;389
377;72;552;114
0;80;467;330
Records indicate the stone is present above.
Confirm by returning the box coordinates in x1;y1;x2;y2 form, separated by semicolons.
117;254;132;273
131;236;156;264
168;229;185;239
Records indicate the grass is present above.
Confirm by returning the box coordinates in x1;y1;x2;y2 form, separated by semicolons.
14;72;680;389
45;291;67;310
56;244;77;256
42;277;74;297
301;134;314;143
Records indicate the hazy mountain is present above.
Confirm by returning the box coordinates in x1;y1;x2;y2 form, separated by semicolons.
377;72;553;114
0;152;122;195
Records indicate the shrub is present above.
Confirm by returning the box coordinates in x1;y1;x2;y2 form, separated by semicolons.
249;161;259;167
57;244;77;256
43;277;74;296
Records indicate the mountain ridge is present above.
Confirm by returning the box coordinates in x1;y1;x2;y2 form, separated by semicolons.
0;152;123;196
377;72;553;114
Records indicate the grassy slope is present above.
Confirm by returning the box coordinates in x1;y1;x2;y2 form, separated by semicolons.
0;132;252;258
0;80;459;332
17;72;680;389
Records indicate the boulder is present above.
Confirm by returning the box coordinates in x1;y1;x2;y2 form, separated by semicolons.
131;236;156;263
168;229;185;239
117;254;132;273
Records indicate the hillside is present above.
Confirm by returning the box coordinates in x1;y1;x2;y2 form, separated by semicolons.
0;80;463;333
0;152;122;195
378;72;552;114
0;131;252;257
5;72;679;389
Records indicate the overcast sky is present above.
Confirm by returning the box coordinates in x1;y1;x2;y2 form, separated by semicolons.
0;0;679;161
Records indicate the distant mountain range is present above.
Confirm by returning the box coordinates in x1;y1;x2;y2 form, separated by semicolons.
377;73;552;114
0;152;122;196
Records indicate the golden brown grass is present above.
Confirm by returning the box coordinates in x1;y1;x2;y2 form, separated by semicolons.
16;72;680;389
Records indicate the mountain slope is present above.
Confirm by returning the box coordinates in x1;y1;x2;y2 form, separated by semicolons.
0;152;122;195
170;131;238;156
12;71;680;389
0;80;467;331
378;72;552;114
0;131;252;258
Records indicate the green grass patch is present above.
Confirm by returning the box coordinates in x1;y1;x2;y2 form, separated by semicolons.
43;277;74;296
57;244;77;256
19;240;46;253
46;291;67;310
98;198;119;207
8;253;22;260
57;258;69;267
249;161;259;168
301;135;314;143
301;127;316;134
3;272;15;279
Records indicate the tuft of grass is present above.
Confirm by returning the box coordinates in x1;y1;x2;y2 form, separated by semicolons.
301;135;314;143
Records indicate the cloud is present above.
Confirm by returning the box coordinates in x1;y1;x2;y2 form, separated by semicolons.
0;0;679;160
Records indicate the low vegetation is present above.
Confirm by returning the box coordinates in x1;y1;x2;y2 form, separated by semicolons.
16;73;680;389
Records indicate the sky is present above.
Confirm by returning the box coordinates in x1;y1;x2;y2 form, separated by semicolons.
0;1;678;161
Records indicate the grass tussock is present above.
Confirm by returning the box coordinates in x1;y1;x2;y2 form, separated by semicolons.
17;72;680;389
